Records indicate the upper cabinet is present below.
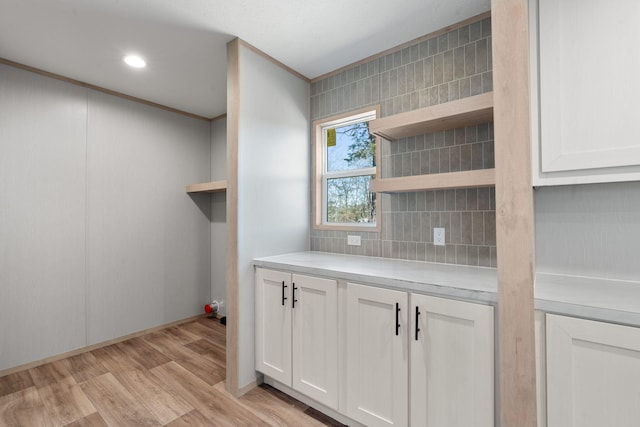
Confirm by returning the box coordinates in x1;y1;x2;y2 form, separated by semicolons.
370;92;495;193
531;0;640;186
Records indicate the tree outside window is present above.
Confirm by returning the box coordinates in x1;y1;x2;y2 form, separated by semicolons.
323;116;376;225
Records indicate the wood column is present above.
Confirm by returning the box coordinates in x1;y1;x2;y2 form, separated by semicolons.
491;1;538;426
225;38;240;396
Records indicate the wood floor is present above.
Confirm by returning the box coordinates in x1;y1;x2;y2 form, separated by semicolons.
0;316;345;426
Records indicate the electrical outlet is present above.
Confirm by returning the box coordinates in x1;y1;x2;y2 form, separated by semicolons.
433;228;445;246
347;235;362;246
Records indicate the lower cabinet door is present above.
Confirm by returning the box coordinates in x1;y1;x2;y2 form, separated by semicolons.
292;274;338;409
255;268;292;385
546;314;640;427
410;294;494;427
346;283;408;427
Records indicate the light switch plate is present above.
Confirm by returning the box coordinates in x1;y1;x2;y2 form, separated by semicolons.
347;235;362;246
434;228;445;246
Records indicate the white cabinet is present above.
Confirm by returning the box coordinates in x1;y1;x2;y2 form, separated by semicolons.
255;268;291;384
256;268;497;427
535;311;547;427
346;283;408;427
292;273;339;408
530;0;640;186
255;268;338;409
546;314;640;427
410;294;494;427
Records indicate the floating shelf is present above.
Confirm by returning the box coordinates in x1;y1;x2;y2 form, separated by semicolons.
370;92;493;140
370;169;495;193
186;180;227;193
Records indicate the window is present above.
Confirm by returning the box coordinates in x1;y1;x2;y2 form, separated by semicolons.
313;107;380;231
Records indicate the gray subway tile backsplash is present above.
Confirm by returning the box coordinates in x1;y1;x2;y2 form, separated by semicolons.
310;16;495;268
469;21;483;42
469;74;483;96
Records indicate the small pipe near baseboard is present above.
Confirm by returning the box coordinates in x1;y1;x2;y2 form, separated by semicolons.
205;300;224;315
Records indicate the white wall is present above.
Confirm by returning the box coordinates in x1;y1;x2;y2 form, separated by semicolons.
86;91;211;344
535;182;640;281
236;45;310;388
0;64;88;370
0;64;212;370
210;117;227;314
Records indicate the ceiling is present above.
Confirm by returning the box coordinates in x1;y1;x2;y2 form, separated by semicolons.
0;0;490;119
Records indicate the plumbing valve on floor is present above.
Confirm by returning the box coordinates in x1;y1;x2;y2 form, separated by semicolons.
204;300;221;316
204;300;226;325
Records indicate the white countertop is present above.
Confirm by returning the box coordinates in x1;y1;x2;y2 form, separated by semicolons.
536;273;640;326
255;251;499;303
254;251;640;326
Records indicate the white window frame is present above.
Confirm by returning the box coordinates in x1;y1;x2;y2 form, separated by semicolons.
312;106;380;232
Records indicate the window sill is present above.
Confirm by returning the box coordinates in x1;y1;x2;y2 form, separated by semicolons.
313;223;381;233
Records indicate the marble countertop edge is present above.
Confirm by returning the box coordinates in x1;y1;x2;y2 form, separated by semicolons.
254;251;640;325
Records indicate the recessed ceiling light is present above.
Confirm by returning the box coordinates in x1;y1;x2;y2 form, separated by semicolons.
124;55;146;68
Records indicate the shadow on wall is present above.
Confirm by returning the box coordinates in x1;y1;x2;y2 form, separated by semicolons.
188;192;213;221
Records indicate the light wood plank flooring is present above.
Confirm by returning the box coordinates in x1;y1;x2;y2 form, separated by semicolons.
0;317;345;426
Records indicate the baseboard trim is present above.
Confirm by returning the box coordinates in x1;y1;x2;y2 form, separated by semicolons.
239;378;259;395
0;314;209;377
263;376;365;427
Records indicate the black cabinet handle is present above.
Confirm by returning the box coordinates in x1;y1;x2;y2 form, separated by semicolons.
395;302;401;336
292;283;298;308
281;281;287;306
415;306;421;341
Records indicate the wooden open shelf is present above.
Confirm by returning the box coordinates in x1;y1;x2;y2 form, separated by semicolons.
368;92;495;193
185;180;227;193
371;169;495;193
370;92;493;140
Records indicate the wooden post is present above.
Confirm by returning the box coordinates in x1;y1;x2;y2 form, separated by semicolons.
491;1;538;426
225;38;240;396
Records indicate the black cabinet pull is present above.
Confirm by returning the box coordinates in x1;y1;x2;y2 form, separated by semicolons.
415;306;421;341
395;302;401;336
281;281;287;306
292;283;298;308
